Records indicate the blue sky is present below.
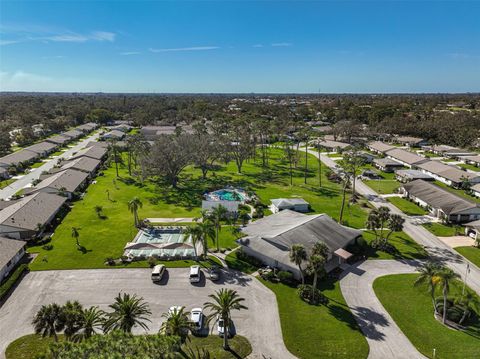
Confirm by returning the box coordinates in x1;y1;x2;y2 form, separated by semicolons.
0;1;479;93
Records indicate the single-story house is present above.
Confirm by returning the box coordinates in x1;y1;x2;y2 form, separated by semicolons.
0;150;40;170
423;145;476;158
101;129;126;141
315;139;350;153
0;192;67;239
392;136;427;148
359;152;375;164
367;141;395;154
416;160;480;188
400;180;480;223
29;169;89;199
70;145;108;161
0;237;26;281
270;198;310;213
24;141;58;157
385;148;429;168
62;129;84;140
373;158;404;172
471;184;480;198
86;141;109;149
201;200;239;217
60;157;101;176
461;155;480;167
464;219;480;240
46;134;71;146
395;170;434;183
236;210;362;279
109;124;132;133
75;122;98;133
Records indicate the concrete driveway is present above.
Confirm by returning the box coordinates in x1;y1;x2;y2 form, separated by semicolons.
0;268;295;359
340;260;427;359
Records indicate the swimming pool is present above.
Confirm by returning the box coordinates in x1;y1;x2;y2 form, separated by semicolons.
124;227;195;259
205;188;247;202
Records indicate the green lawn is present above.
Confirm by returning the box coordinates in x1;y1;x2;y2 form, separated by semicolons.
29;161;45;169
458;163;480;172
6;334;251;359
435;181;480;204
423;222;461;237
208;225;241;250
455;246;480;268
361;231;428;260
0;178;15;189
387;197;427;216
364;180;399;194
374;274;480;359
29;148;368;270
225;251;259;274
261;278;369;359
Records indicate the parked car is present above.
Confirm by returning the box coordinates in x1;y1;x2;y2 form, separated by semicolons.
189;265;201;283
217;315;233;338
208;265;221;281
151;264;166;282
190;308;204;332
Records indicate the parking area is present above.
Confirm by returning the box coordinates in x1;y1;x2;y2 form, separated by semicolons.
0;267;295;359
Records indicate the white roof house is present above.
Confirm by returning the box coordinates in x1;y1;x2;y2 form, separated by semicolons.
270;198;310;213
201;200;239;214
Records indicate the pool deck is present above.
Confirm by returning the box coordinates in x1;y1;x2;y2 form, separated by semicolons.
145;217;197;223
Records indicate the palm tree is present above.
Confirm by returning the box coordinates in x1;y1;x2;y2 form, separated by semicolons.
307;255;326;299
128;197;143;227
71;227;80;248
312;241;329;258
103;293;152;333
338;173;350;224
436;267;460;324
204;288;248;350
198;220;216;257
77;306;105;340
183;225;202;258
455;290;480;325
32;303;65;342
210;205;228;252
94;205;103;218
385;214;405;243
62;300;84;341
160;307;193;342
414;261;441;314
289;244;307;284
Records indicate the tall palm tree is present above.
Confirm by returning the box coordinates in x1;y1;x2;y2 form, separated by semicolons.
414;261;441;313
204;289;247;350
71;227;80;248
436;267;460;324
455;290;480;325
160;307;193;342
103;293;152;333
307;255;326;298
32;303;65;342
128;197;143;227
77;306;105;340
289;244;307;284
198;220;215;257
210;205;228;252
62;300;84;341
183;225;202;258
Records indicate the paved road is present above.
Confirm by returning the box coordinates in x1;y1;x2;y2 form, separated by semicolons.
0;132;100;200
340;260;426;359
0;268;295;359
304;147;480;296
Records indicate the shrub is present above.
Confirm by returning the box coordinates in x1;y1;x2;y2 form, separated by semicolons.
105;257;115;266
220;248;227;254
236;249;263;267
297;284;329;305
147;256;157;268
0;264;29;300
42;244;53;251
277;270;294;284
261;270;276;281
370;239;396;254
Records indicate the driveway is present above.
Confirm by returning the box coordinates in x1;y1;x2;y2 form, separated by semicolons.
340;260;426;359
0;268;295;359
0;132;100;200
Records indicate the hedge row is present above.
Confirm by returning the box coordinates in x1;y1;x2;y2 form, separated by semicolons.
0;264;29;301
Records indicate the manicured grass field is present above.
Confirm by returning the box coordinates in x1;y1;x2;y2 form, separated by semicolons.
261;278;369;359
29;161;45;169
455;246;480;268
364;179;399;194
458;163;480;172
6;334;251;359
423;222;460;237
207;225;241;250
29;148;368;270
0;178;15;189
387;197;427;216
361;231;428;260
373;274;480;359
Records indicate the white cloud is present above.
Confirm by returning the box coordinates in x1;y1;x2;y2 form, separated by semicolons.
91;31;116;42
45;34;88;42
271;42;292;47
0;39;21;46
149;46;219;53
120;51;141;56
253;44;264;48
0;70;53;91
41;55;66;59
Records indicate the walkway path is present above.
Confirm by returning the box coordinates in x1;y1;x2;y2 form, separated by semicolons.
340;260;426;359
0;132;100;200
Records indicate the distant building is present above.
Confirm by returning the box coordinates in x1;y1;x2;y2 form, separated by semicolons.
0;237;26;281
392;136;427;148
270;198;310;213
385;148;429;168
201;200;239;217
416;161;480;188
23;141;58;157
101;129;126;141
395;170;434;183
373;158;404;172
367;141;395;155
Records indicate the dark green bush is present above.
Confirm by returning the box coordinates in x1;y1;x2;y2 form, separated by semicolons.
0;264;29;300
297;284;329;305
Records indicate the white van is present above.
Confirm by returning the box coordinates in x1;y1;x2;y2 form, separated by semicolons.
151;264;166;282
189;265;201;283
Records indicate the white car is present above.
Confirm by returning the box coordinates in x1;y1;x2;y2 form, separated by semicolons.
190;308;204;332
189;265;201;283
217;315;232;338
